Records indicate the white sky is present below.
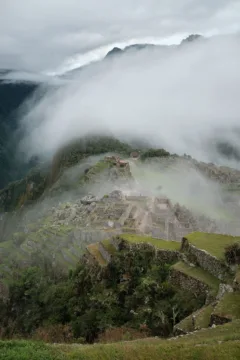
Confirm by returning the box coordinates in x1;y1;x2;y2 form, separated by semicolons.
1;0;240;71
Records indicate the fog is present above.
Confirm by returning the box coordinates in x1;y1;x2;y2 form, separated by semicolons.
17;34;240;166
15;155;240;241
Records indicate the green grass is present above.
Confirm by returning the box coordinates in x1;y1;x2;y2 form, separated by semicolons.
0;340;63;360
2;322;240;359
176;305;214;333
55;321;240;359
101;239;117;255
87;243;107;266
121;234;180;251
213;293;240;320
195;305;214;329
172;261;220;293
175;314;193;333
185;232;240;260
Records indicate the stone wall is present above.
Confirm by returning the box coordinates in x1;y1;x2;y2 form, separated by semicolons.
169;268;209;299
110;236;179;264
182;239;229;281
155;248;179;264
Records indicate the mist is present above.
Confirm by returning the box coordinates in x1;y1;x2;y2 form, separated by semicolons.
12;154;240;243
17;34;240;166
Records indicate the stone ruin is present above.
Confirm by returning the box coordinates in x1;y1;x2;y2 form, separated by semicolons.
47;189;229;242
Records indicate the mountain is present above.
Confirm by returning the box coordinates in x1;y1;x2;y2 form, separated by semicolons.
0;128;240;353
0;73;39;188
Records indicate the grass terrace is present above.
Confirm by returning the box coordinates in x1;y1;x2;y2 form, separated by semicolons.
101;239;117;255
172;261;220;294
213;293;240;321
87;243;107;266
121;234;180;251
176;304;214;333
185;232;240;260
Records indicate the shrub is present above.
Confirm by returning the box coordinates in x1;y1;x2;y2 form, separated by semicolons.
225;243;240;265
140;148;170;160
33;324;73;343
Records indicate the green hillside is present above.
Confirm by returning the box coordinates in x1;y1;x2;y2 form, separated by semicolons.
1;321;240;360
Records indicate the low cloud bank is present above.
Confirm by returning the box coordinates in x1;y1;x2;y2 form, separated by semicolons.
17;34;240;167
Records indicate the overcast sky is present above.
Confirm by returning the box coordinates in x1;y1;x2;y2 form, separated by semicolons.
1;0;240;72
1;0;240;167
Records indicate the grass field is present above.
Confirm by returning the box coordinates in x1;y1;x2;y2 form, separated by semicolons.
2;321;240;360
185;232;240;259
121;234;180;251
172;261;220;293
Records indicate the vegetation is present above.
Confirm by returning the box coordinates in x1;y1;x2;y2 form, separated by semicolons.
0;166;49;212
0;244;203;343
0;340;63;360
2;321;240;360
121;234;180;250
51;136;133;182
185;232;240;259
225;243;240;265
0;79;39;190
140;148;170;161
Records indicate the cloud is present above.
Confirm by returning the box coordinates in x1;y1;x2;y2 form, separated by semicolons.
18;34;240;167
1;0;240;71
